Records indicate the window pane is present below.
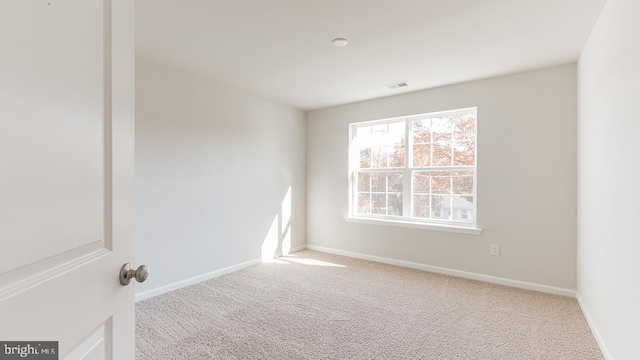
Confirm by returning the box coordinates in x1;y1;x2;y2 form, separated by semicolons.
371;147;388;168
388;194;403;216
431;195;449;219
453;141;475;166
371;124;387;148
452;171;473;195
388;172;403;192
357;194;371;214
356;126;372;169
413;171;430;193
432;116;453;166
371;194;386;215
371;172;386;192
359;148;371;168
431;171;451;194
412;119;431;144
452;196;473;222
413;194;429;218
389;146;405;168
432;116;454;138
388;121;405;147
357;172;371;192
453;113;476;141
413;144;431;167
432;142;452;166
356;126;372;143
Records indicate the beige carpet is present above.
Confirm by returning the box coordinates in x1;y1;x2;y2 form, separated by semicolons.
136;250;603;359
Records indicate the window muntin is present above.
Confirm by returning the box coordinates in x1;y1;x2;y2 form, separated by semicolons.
350;108;477;226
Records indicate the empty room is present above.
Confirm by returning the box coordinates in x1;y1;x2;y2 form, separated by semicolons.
1;0;638;359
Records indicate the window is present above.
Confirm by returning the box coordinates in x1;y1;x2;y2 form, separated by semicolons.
349;107;477;228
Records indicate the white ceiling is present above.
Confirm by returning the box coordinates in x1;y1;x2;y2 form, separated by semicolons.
136;0;607;111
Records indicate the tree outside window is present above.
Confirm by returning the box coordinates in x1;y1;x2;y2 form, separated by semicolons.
350;108;477;226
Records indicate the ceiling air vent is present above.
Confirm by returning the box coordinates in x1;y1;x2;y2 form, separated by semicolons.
385;81;409;90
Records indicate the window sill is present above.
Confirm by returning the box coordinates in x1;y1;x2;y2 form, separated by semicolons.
344;216;482;235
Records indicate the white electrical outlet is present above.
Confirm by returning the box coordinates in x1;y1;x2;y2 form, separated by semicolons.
490;244;500;256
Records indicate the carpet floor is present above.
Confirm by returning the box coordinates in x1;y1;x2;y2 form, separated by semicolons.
136;250;603;359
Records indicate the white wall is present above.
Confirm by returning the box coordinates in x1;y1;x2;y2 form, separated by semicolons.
135;57;306;295
306;64;577;290
577;0;640;358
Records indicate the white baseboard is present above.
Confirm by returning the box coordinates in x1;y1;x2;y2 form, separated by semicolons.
135;258;261;302
135;244;308;302
306;244;576;298
576;294;614;360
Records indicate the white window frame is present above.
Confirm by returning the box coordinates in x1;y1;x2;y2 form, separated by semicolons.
347;107;480;234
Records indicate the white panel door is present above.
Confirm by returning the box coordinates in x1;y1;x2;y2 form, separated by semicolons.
0;0;135;359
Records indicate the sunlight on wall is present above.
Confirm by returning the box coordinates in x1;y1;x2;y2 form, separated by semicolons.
262;186;293;260
261;215;279;261
281;229;292;257
281;187;292;256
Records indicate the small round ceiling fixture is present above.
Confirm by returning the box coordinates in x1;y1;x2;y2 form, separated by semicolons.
332;38;349;47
